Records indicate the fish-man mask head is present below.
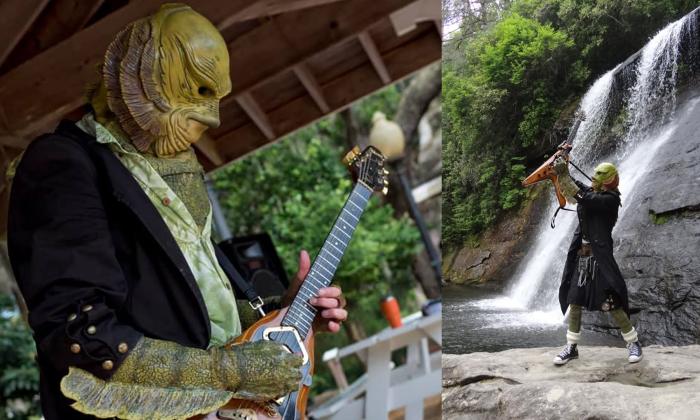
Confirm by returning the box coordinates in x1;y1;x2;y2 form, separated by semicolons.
591;162;619;191
94;3;231;157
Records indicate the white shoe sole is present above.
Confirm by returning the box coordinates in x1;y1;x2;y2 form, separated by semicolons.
553;356;577;365
629;354;643;363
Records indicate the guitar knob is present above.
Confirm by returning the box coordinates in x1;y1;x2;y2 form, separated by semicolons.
342;146;361;167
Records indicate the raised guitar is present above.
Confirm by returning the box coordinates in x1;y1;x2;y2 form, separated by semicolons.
196;146;388;420
522;112;586;228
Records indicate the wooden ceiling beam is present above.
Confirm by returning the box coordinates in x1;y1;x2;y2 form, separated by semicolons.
0;134;26;150
223;0;411;101
215;28;440;163
0;0;315;146
0;0;415;148
389;0;441;37
193;134;225;167
293;63;330;113
358;31;392;85
236;93;276;140
220;0;347;27
1;0;105;72
0;0;50;67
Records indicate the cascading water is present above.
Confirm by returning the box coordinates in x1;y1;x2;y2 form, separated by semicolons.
507;67;619;311
625;10;698;147
467;9;700;329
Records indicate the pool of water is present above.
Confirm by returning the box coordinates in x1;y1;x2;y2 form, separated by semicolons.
443;284;623;354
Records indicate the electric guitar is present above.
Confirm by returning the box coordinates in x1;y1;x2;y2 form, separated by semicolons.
521;142;573;208
522;112;586;207
195;146;387;420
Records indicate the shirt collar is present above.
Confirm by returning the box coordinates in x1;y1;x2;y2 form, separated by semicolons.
76;113;133;155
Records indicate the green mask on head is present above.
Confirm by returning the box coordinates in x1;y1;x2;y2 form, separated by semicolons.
591;162;618;191
95;3;232;157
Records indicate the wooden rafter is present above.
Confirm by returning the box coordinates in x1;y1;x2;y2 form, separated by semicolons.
0;0;50;66
215;27;440;162
358;31;392;85
1;0;105;72
193;134;225;167
236;93;275;140
219;0;347;27
223;0;411;102
293;64;330;113
390;0;441;37
0;0;442;181
0;0;413;147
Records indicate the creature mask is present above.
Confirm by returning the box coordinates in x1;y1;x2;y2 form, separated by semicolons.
98;3;231;157
591;162;619;191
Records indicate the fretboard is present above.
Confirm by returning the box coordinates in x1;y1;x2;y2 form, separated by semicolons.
282;183;373;338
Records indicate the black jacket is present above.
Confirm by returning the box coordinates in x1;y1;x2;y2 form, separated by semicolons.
558;180;629;315
8;121;239;419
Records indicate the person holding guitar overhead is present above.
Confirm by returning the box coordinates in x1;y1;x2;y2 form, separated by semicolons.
7;4;348;419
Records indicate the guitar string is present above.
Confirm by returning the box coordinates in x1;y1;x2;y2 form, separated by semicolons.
279;154;376;418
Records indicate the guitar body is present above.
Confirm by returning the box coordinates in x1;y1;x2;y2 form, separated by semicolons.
193;307;315;420
522;150;568;207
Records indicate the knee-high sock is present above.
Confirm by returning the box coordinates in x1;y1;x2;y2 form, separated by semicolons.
567;304;582;344
611;308;637;343
568;304;582;333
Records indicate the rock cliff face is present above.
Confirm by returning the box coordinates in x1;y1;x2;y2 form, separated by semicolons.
443;345;700;420
583;88;700;345
443;186;549;287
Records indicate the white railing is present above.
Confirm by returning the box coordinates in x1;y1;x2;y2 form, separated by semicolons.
308;312;441;420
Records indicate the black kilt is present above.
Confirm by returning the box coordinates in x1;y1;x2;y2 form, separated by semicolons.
566;254;621;312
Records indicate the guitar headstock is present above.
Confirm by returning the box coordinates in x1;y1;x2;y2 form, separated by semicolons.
343;146;389;195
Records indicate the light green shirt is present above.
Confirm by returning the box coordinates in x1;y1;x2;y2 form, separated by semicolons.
76;114;241;347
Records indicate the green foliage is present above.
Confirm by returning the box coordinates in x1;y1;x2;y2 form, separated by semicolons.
443;11;584;245
212;107;421;396
442;0;699;249
0;295;41;419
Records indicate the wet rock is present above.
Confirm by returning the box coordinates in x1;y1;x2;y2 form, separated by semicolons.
583;89;700;345
443;345;700;419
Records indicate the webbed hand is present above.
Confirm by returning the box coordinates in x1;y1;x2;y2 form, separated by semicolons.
61;337;303;419
221;340;303;401
552;157;578;203
553;156;570;176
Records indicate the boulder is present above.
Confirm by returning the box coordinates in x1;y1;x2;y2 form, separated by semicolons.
443;345;700;419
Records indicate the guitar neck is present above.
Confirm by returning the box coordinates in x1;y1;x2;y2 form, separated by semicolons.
281;182;373;339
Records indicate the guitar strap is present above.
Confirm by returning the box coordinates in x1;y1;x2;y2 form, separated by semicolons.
213;243;266;316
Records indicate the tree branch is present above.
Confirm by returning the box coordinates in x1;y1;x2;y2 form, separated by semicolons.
395;62;442;146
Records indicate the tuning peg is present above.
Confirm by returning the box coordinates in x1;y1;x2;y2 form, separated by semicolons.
342;146;361;167
383;179;389;186
383;168;389;175
382;186;389;195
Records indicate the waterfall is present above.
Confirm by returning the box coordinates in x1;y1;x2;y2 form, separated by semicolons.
506;68;618;312
624;10;698;148
471;9;700;326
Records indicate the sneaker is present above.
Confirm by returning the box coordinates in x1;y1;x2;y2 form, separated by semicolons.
553;344;578;365
627;341;643;363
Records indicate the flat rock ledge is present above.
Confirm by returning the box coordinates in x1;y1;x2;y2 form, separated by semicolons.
443;345;700;420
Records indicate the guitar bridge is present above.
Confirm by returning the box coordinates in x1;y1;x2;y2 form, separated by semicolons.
262;325;310;365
